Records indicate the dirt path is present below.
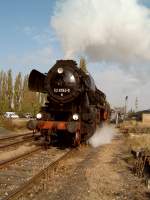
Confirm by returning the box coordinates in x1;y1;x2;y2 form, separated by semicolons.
31;133;150;200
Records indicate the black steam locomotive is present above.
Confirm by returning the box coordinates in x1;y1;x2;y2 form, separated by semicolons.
28;60;110;146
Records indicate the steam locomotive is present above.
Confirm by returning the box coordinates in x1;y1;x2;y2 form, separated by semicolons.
28;60;110;146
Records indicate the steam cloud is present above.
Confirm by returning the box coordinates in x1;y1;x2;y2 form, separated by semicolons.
51;0;150;64
88;125;117;148
51;0;150;109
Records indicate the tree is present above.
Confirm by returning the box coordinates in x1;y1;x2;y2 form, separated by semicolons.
0;70;3;99
14;72;22;112
7;69;13;110
21;75;42;115
38;93;46;106
21;75;33;113
0;72;9;112
0;70;46;115
0;71;3;114
79;57;87;73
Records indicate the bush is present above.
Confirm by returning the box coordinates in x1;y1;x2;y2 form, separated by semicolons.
126;134;150;151
0;116;28;131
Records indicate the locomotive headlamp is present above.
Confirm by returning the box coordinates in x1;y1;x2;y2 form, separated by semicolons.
57;67;63;74
73;113;79;121
36;113;42;119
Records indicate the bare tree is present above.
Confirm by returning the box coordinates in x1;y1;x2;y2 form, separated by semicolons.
0;72;9;112
7;69;13;110
14;72;22;112
79;57;87;73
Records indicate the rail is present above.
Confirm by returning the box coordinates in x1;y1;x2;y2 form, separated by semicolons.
0;135;34;149
2;149;73;200
0;132;33;142
0;147;41;169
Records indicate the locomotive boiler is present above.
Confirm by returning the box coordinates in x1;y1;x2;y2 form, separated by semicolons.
28;60;110;146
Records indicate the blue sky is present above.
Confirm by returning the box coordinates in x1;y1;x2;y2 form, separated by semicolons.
139;0;150;7
0;0;55;53
0;0;61;75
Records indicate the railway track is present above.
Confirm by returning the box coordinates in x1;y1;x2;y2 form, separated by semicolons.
0;132;40;151
0;132;33;142
0;147;41;169
0;146;72;200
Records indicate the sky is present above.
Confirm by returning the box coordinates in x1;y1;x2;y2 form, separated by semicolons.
0;0;150;111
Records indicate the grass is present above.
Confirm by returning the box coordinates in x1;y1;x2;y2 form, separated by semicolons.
120;120;150;129
0;116;28;131
120;120;150;151
125;134;150;151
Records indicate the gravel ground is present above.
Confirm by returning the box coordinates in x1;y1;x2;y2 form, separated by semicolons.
0;147;69;199
32;133;150;200
0;127;14;136
0;126;30;137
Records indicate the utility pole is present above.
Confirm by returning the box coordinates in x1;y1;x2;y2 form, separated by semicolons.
135;97;138;112
124;96;128;119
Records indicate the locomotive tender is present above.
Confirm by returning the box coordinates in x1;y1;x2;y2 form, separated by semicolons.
28;60;110;146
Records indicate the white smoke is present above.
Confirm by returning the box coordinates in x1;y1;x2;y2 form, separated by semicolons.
51;0;150;109
88;125;117;148
51;0;150;64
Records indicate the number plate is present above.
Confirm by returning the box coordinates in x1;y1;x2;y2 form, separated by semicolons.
54;88;70;93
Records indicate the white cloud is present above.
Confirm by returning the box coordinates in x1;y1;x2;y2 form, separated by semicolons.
23;47;52;65
92;66;149;110
51;0;150;81
51;0;150;110
52;0;150;64
20;26;57;46
22;26;35;35
3;47;53;75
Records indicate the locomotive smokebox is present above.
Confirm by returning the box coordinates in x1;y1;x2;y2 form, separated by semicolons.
28;69;47;93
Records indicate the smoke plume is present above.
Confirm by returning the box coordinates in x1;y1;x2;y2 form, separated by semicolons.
51;0;150;64
88;125;117;148
51;0;150;109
